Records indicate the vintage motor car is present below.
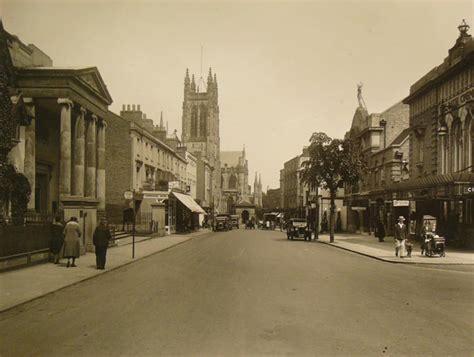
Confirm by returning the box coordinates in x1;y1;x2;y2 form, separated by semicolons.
213;215;230;232
286;218;311;241
229;215;240;229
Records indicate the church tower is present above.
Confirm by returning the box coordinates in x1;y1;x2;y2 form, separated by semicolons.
182;68;222;211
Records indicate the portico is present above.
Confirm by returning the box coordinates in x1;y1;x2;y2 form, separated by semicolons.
12;66;112;251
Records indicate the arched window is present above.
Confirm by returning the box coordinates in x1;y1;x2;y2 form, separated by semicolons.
451;119;463;173
469;116;474;172
229;174;237;189
199;105;207;137
191;106;198;137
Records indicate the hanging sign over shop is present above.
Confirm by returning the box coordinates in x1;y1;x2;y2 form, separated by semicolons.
124;191;133;200
168;181;180;190
393;200;410;207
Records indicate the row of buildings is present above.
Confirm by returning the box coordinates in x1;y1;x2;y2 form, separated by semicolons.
0;22;263;255
277;20;473;246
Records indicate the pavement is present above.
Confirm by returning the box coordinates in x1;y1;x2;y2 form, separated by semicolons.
314;232;474;265
1;228;472;315
0;229;212;313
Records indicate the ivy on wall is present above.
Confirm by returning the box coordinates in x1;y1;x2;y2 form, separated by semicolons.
0;20;32;224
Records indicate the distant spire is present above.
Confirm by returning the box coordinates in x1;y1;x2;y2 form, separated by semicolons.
185;68;190;84
191;74;196;91
258;173;262;186
160;111;164;129
166;121;169;133
242;144;245;157
208;67;213;83
254;172;258;184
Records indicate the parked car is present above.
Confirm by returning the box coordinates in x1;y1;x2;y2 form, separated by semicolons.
287;218;311;241
229;215;239;229
213;215;230;232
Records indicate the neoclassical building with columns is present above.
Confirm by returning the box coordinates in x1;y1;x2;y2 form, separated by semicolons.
6;30;111;251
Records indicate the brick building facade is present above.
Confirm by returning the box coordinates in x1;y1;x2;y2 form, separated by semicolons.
389;20;474;246
344;98;410;234
105;106;188;223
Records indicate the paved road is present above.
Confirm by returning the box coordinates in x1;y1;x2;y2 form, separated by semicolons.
1;229;473;356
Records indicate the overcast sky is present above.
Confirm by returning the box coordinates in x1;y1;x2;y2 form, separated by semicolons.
2;0;472;190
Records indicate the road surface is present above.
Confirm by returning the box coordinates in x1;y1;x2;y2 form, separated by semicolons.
1;228;473;356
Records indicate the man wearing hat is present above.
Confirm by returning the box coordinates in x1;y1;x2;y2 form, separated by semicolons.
394;216;408;258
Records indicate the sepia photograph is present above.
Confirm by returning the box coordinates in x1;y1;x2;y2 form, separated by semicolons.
0;0;473;355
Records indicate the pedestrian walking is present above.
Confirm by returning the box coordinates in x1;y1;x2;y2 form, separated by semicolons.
394;216;408;258
93;218;112;270
62;217;81;267
50;215;64;264
374;218;386;242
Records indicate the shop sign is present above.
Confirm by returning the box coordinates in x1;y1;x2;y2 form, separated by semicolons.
445;88;474;108
123;191;133;200
351;206;366;211
168;181;180;190
464;186;474;195
393;200;410;207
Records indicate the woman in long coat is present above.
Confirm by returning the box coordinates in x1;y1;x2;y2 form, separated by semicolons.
62;217;81;267
50;215;64;264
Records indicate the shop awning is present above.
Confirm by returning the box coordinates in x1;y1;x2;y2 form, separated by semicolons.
172;192;206;214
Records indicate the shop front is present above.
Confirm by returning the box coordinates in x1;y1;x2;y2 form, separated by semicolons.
390;173;474;247
171;191;206;233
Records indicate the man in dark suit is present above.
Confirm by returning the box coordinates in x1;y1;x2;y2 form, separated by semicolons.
394;216;408;258
93;218;112;269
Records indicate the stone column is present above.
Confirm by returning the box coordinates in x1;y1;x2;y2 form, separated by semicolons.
23;98;36;210
96;119;107;210
58;98;73;197
72;107;86;196
85;114;97;197
440;134;446;174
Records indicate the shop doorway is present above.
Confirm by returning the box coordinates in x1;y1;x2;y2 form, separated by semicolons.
241;210;249;223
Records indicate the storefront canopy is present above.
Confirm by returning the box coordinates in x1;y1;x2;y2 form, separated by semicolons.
172;192;206;214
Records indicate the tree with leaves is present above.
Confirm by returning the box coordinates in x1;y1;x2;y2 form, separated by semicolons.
301;132;364;242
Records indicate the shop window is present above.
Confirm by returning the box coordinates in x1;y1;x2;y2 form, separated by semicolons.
464;199;473;225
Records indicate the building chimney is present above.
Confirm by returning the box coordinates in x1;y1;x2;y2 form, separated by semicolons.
132;104;136;111
138;104;141;111
122;104;125;111
127;104;130;111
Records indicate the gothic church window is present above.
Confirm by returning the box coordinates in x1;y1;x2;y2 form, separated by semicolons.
200;105;207;137
191;106;198;137
229;174;237;189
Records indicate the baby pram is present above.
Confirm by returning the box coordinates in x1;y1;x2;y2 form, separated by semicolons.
422;232;446;257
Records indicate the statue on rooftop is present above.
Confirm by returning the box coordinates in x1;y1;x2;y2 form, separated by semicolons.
357;82;367;110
